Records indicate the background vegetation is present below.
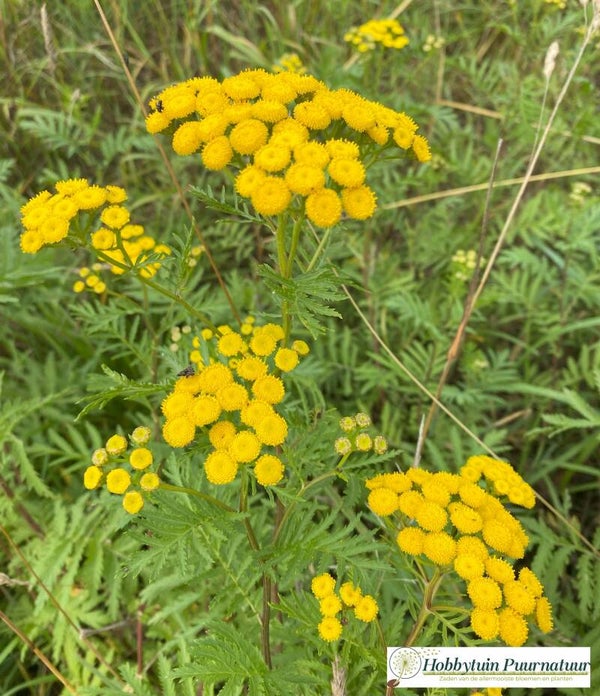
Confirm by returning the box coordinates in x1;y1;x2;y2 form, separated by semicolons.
1;0;599;694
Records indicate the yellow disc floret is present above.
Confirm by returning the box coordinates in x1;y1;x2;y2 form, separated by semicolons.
319;594;342;617
470;608;500;640
317;617;342;642
123;491;144;514
467;577;503;611
140;472;160;491
83;466;103;490
204;450;238;484
129;448;153;470
252;375;285;404
367;488;399;516
228;430;261;463
311;572;336;598
106;468;131;495
209;420;237;449
498;607;529;647
254;454;285;486
162;416;196;447
423;531;457;565
354;594;378;622
254;413;288;446
535;596;553;633
396;527;426;555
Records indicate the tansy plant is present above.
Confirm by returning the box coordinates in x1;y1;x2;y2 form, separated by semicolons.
15;67;555;694
368;455;553;648
144;68;431;227
344;18;409;54
19;180;172;279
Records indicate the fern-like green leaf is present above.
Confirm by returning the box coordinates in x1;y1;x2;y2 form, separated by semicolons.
576;551;595;623
190;184;264;223
18;107;91;157
540;413;600;437
157;655;177;696
258;264;345;337
175;621;315;695
125;492;240;579
270;507;386;578
5;434;54;498
76;364;166;419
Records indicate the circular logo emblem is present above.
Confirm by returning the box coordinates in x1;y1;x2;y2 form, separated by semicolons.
388;647;422;679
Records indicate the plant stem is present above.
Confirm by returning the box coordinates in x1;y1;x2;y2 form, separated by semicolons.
238;469;271;668
261;574;273;669
286;214;304;275
94;250;216;328
275;214;289;276
274;214;293;343
0;611;78;695
375;617;387;651
158;482;235;513
404;569;444;647
271;469;341;547
238;469;260;553
306;225;332;273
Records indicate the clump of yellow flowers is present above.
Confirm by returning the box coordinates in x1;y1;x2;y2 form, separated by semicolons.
272;52;306;74
367;455;553;646
83;426;160;514
451;248;485;283
334;411;388;457
344;18;409;53
72;263;108;295
145;68;430;228
161;319;309;487
311;572;379;642
19;178;171;278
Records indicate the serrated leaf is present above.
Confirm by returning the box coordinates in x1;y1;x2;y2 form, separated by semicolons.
576;552;595;622
76;364;166;419
190;184;264;223
5;434;54;498
540;413;600;436
125;492;240;579
258;264;345;337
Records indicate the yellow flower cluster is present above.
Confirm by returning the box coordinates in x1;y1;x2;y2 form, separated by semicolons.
272;53;306;74
461;454;536;509
423;34;445;53
569;182;592;206
19;179;171;278
83;426;160;514
145;69;430;227
72;263;107;295
344;18;409;53
311;572;379;642
451;248;485;283
161;320;310;487
367;455;553;646
334;412;388;456
168;322;193;353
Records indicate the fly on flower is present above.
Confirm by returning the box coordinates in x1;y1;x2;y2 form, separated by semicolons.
177;364;195;377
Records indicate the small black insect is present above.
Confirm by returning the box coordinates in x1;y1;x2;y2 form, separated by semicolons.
177;364;196;377
155;99;163;113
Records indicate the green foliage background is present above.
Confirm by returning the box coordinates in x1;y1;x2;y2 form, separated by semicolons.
1;0;599;694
